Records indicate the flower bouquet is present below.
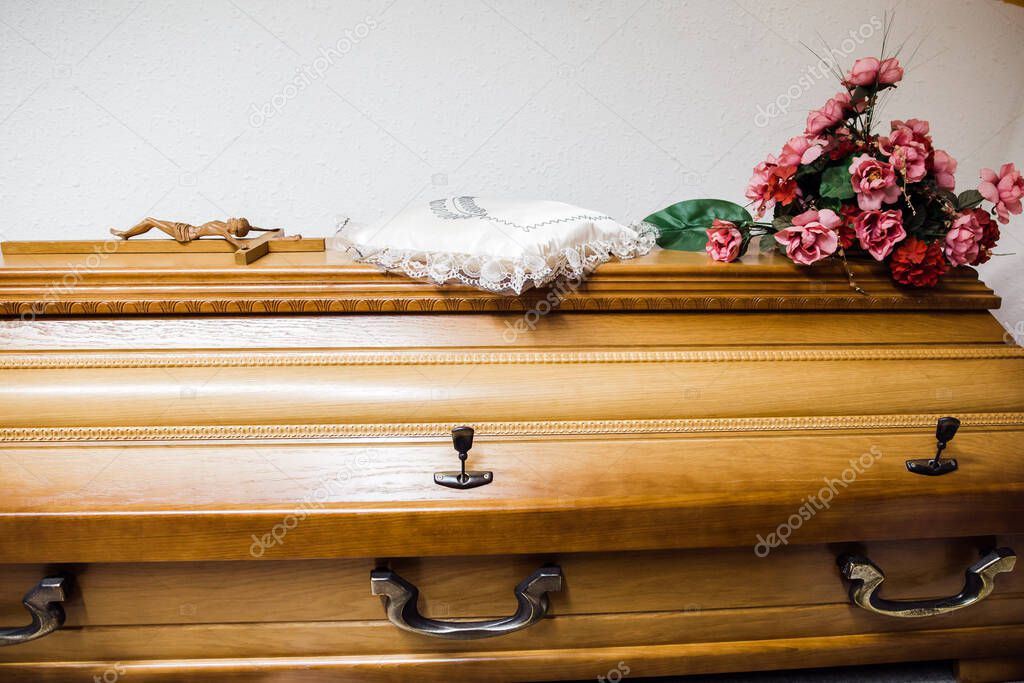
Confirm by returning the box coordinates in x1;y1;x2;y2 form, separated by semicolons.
644;55;1022;287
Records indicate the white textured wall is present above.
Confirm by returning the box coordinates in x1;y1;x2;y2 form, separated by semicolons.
1;0;1022;331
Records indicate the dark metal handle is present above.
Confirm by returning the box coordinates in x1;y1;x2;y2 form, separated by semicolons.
839;548;1015;618
371;565;562;639
0;577;67;646
435;426;492;489
906;416;960;476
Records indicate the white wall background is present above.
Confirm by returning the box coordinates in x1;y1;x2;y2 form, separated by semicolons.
1;0;1022;331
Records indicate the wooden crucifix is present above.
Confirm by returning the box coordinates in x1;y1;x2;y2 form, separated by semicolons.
111;217;302;264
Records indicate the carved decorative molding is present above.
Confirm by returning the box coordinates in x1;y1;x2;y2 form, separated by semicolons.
0;293;1003;316
0;347;1021;369
2;413;1022;442
0;243;1001;315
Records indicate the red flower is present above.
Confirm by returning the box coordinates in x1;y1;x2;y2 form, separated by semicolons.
766;165;799;207
838;205;860;249
889;237;949;288
969;208;1000;266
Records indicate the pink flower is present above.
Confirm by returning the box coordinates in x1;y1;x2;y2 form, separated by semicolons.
979;163;1024;224
849;154;901;210
969;208;1000;266
877;58;904;85
931;150;957;192
745;156;776;216
892;119;932;149
944;212;984;267
774;209;841;265
778;134;825;166
705;220;744;262
745;156;799;217
854;209;906;261
844;57;903;87
845;57;881;86
805;93;848;135
879;126;928;183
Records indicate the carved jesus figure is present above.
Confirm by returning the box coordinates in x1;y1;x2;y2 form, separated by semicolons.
111;217;296;249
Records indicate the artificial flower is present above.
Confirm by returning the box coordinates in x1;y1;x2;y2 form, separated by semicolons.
705;219;744;262
849;154;901;210
969;208;1000;266
838;204;860;249
844;57;882;86
774;209;841;265
746;160;800;217
979;163;1024;224
806;94;848;135
931;150;957;192
880;126;928;183
892;118;933;152
844;57;903;87
889;237;949;287
877;57;904;85
854;209;906;261
943;212;984;267
778;134;825;166
745;157;776;217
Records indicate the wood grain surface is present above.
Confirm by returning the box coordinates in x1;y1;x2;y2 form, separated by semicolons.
0;245;1001;314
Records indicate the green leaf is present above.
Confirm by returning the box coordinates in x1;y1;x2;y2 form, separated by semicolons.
758;233;781;254
904;205;928;235
956;189;984;210
643;199;753;252
795;154;829;178
850;86;871;106
820;162;855;200
772;215;793;231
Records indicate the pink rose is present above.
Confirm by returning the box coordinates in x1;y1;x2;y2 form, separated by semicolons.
854;209;906;261
979;163;1024;224
877;57;904;85
880;126;928;183
944;212;984;267
849;153;901;210
778;134;825;167
844;57;903;87
774;209;841;265
845;57;881;86
805;94;848;135
931;150;957;192
891;119;932;148
705;220;744;262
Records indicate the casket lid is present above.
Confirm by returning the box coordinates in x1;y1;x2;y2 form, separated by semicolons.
0;239;1000;315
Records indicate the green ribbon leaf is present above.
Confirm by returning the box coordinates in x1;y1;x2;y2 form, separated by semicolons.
643;199;753;251
820;161;855;200
956;189;984;210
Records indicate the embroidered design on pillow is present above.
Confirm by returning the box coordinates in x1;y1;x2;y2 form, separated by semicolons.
334;197;658;295
429;196;488;220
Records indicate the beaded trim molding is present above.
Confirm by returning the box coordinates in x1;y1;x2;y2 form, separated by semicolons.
0;347;1021;369
2;413;1023;442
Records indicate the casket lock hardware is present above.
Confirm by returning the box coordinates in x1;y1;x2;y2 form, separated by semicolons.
906;416;960;476
434;426;492;489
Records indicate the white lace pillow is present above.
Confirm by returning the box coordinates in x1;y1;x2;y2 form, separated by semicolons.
333;197;657;294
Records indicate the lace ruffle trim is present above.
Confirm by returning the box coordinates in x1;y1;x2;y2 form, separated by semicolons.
334;221;659;295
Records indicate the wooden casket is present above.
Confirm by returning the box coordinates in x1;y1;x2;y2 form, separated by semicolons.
0;239;1021;682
